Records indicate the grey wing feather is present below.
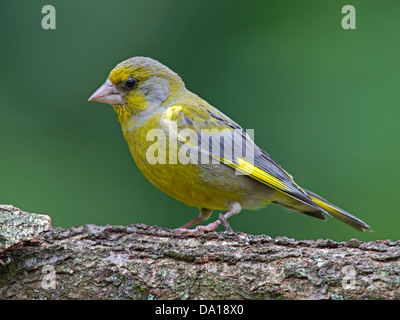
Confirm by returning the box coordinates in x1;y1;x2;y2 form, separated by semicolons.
205;108;326;211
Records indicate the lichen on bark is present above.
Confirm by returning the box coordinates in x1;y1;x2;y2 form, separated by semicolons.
0;205;399;300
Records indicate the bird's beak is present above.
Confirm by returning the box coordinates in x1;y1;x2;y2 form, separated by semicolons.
88;79;123;105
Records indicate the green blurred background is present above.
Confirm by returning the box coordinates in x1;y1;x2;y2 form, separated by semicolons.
1;0;399;241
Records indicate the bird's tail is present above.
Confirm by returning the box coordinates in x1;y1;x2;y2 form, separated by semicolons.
304;189;372;232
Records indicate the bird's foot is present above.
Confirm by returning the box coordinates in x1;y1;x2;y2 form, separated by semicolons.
172;219;221;234
172;214;235;234
173;203;240;234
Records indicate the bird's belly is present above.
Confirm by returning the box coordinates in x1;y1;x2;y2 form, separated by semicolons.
125;123;275;211
134;154;275;210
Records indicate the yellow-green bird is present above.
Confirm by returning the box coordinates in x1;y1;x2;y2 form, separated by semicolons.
89;56;371;233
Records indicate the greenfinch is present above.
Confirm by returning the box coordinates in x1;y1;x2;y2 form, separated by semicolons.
89;57;372;233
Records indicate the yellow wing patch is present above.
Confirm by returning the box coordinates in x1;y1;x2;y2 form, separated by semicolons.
161;105;200;149
163;105;182;121
222;157;292;193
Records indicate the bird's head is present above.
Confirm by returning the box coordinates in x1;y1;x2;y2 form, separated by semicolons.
89;57;184;114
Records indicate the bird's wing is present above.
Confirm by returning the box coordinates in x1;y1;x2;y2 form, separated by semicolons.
160;103;325;211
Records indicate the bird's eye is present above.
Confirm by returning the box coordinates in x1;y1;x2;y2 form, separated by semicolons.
124;78;137;90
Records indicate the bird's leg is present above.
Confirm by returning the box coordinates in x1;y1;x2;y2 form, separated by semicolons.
178;216;204;230
218;213;234;233
173;203;241;234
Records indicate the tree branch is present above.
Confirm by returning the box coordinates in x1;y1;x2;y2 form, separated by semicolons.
0;205;399;300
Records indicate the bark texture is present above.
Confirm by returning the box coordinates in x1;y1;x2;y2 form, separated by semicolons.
0;205;399;300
